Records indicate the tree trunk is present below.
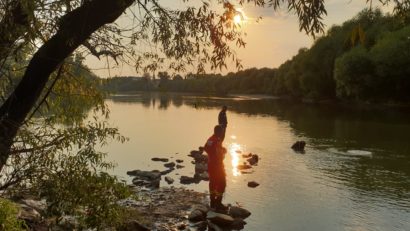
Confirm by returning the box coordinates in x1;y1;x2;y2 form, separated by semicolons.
0;0;135;171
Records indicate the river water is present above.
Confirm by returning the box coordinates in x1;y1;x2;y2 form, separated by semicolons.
101;93;410;231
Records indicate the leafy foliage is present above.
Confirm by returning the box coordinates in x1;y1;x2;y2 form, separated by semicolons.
0;198;26;231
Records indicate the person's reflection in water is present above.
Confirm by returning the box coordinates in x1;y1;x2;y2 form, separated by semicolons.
204;125;228;212
218;105;228;141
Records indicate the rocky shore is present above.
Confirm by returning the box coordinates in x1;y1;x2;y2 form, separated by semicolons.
6;147;259;230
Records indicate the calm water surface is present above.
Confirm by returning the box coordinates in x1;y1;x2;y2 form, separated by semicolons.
101;93;410;231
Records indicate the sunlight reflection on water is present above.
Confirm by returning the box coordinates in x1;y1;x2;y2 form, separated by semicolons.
229;142;242;176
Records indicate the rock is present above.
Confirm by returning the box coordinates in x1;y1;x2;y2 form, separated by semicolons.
164;162;176;168
195;163;208;173
151;157;169;162
242;153;252;158
127;170;161;180
235;150;242;154
208;221;223;231
176;164;184;169
18;204;41;222
206;211;234;227
247;181;259;188
230;218;247;230
176;159;184;163
291;141;306;152
177;222;187;230
229;206;251;219
21;199;46;212
59;215;79;229
237;164;252;170
190;221;207;231
132;177;160;188
118;220;150;231
188;209;205;222
198;146;204;152
194;172;209;181
165;176;174;184
247;154;259;165
180;176;201;185
160;168;174;175
189;150;201;157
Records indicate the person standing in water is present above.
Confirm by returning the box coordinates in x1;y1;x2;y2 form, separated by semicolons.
204;125;227;211
218;105;228;141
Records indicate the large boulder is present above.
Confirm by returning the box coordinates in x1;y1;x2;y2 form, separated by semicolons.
206;211;234;227
230;218;247;230
229;206;251;219
188;209;205;222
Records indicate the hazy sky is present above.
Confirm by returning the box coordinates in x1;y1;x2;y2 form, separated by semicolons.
86;0;382;77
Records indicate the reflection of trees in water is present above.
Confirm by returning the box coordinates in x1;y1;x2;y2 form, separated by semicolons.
111;93;410;204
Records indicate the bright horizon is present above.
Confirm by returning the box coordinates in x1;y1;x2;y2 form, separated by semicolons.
86;0;388;78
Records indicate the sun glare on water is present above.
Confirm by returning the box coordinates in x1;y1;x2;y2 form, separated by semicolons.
229;142;242;176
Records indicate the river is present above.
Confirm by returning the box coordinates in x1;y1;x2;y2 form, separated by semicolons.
100;92;410;231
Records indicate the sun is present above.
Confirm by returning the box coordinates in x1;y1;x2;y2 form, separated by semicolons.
234;14;242;24
233;8;246;25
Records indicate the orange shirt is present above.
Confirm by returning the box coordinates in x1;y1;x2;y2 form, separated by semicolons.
204;134;224;168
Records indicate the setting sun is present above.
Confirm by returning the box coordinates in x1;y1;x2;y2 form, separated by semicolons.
234;14;242;24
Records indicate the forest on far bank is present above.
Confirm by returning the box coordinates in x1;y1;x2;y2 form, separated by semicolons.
102;9;410;103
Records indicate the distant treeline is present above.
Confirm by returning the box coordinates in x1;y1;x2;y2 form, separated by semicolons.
102;9;410;103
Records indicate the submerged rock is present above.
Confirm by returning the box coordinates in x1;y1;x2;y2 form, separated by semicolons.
164;162;176;168
242;153;252;158
165;176;174;184
237;164;252;170
176;159;184;163
160;168;174;175
247;181;259;188
151;157;169;162
291;141;306;152
176;164;184;169
247;154;259;166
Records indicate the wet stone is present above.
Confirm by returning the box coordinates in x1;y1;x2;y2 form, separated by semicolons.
151;157;169;162
164;162;176;168
247;181;259;188
229;206;251;219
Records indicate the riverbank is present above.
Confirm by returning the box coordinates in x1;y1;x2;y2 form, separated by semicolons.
108;91;410;109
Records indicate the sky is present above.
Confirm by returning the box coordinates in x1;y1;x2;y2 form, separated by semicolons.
85;0;384;78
